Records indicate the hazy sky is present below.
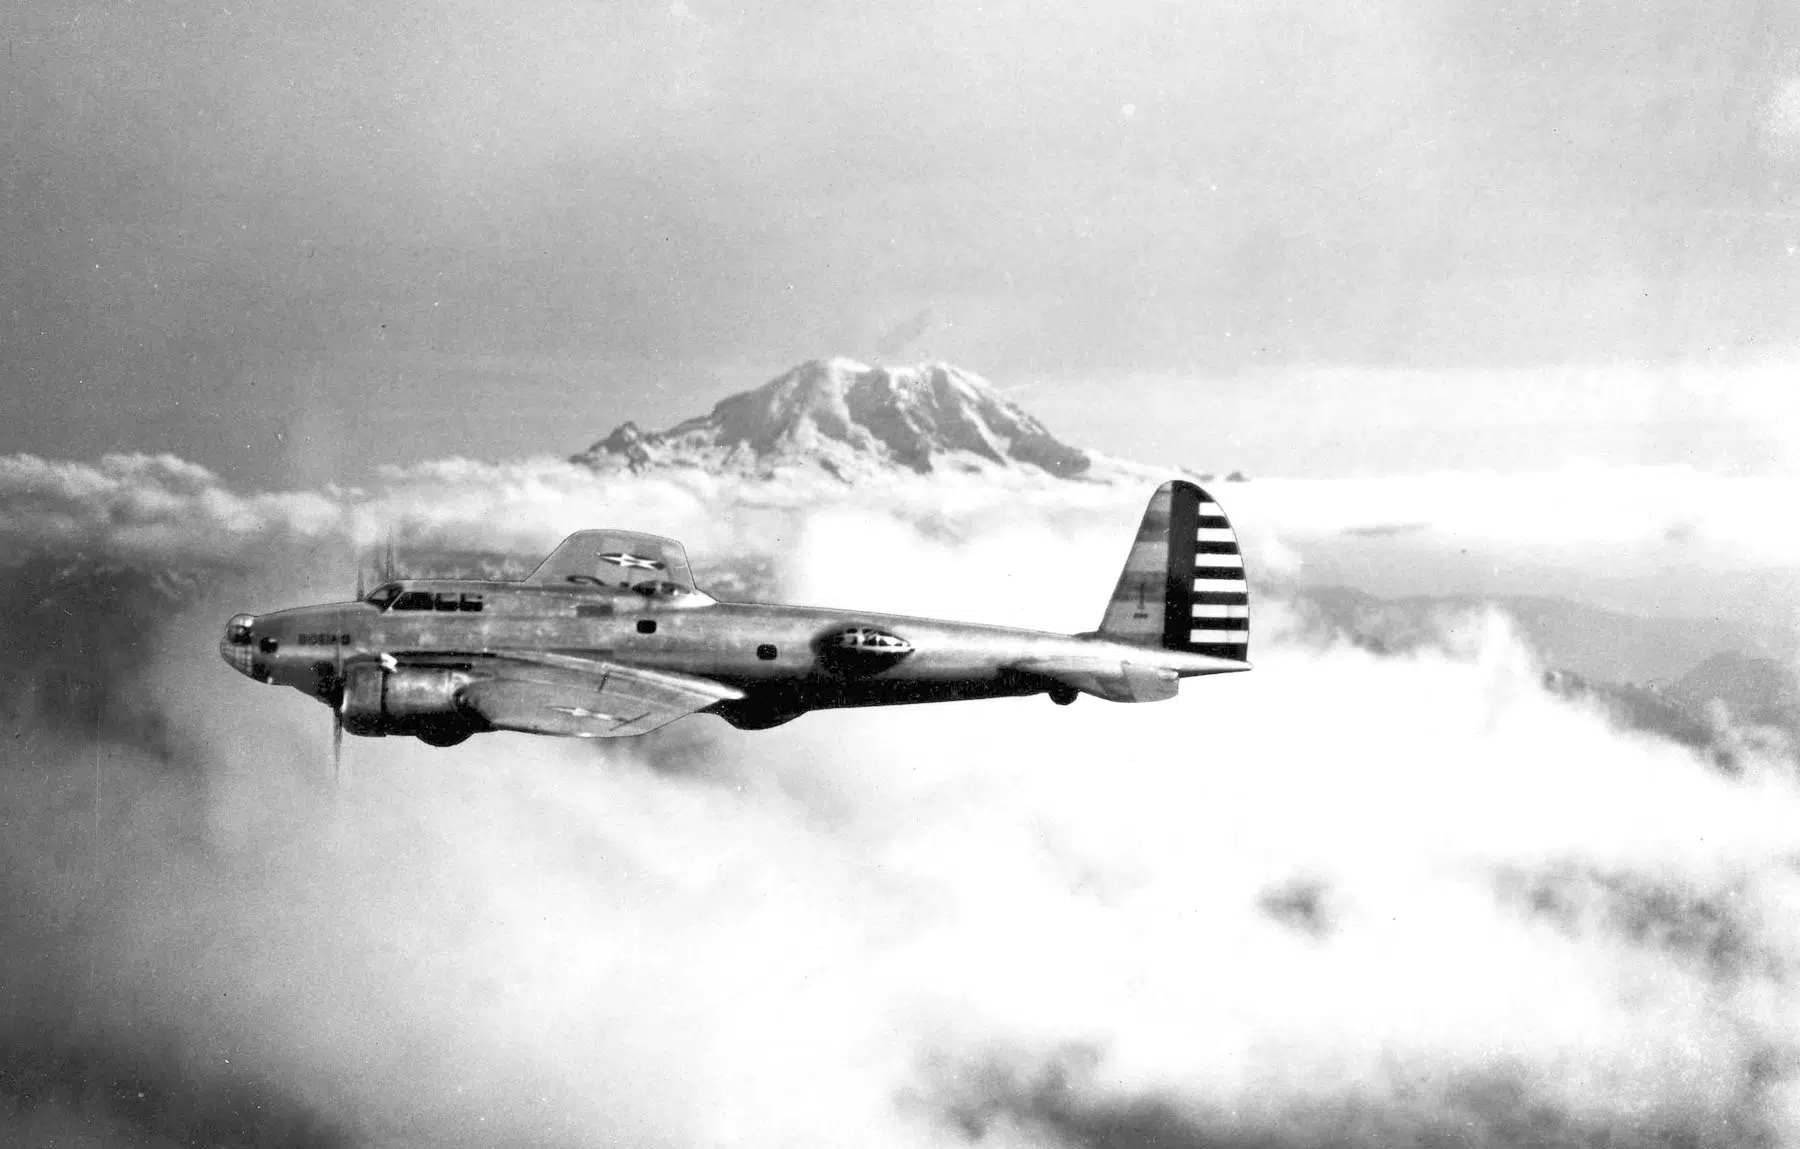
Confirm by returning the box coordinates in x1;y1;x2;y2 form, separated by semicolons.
7;0;1800;485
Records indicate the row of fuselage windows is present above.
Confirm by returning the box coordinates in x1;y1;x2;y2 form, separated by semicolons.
391;591;484;612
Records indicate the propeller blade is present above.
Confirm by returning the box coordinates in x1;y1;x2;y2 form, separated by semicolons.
355;560;365;602
332;630;346;786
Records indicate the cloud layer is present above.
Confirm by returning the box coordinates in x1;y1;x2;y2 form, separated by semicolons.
4;451;1796;627
2;461;1800;1146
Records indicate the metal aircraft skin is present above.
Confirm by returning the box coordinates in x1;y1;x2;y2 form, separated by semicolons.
220;481;1250;748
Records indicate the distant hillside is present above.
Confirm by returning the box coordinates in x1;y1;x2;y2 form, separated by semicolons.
1671;651;1800;725
1;553;212;754
1289;584;1798;765
1538;669;1720;759
1292;585;1793;685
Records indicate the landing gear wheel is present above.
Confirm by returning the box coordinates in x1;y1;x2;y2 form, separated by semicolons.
1048;685;1078;707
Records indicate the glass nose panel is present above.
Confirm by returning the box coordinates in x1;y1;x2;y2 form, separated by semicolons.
220;614;258;678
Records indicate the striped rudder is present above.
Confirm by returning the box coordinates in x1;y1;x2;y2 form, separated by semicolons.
1097;480;1250;661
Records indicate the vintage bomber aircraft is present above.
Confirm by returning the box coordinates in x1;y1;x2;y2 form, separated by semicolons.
220;481;1250;758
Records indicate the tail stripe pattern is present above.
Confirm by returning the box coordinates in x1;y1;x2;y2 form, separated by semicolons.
1098;481;1249;663
1176;495;1249;660
1192;590;1250;605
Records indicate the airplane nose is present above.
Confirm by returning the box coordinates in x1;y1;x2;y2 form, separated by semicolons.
220;613;257;677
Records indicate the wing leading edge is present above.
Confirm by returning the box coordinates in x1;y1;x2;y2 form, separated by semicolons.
460;653;742;738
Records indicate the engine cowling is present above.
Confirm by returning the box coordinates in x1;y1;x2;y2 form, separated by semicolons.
341;665;481;739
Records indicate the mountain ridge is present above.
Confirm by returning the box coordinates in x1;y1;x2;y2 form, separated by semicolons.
571;358;1141;481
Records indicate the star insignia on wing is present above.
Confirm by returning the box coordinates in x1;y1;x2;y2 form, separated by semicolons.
599;551;664;570
548;705;619;721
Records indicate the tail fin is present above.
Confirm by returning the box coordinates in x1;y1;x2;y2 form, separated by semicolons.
1097;480;1249;662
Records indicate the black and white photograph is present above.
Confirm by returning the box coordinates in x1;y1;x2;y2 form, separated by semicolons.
5;2;1800;1146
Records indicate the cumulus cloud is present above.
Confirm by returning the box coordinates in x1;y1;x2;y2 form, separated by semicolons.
3;458;1800;1146
0;453;342;560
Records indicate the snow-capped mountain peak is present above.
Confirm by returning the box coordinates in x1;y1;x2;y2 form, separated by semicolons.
571;358;1097;480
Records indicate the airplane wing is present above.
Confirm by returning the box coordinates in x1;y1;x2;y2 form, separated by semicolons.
459;652;742;738
524;530;698;593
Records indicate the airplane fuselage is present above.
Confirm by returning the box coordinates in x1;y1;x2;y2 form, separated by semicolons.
220;481;1251;745
228;580;1237;733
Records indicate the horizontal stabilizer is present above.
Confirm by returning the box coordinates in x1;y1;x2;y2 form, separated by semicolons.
1013;657;1179;704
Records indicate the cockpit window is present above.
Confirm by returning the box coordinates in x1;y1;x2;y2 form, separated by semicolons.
393;590;435;611
365;584;400;608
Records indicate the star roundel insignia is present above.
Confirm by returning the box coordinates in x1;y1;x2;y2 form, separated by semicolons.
599;551;665;570
549;704;618;721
